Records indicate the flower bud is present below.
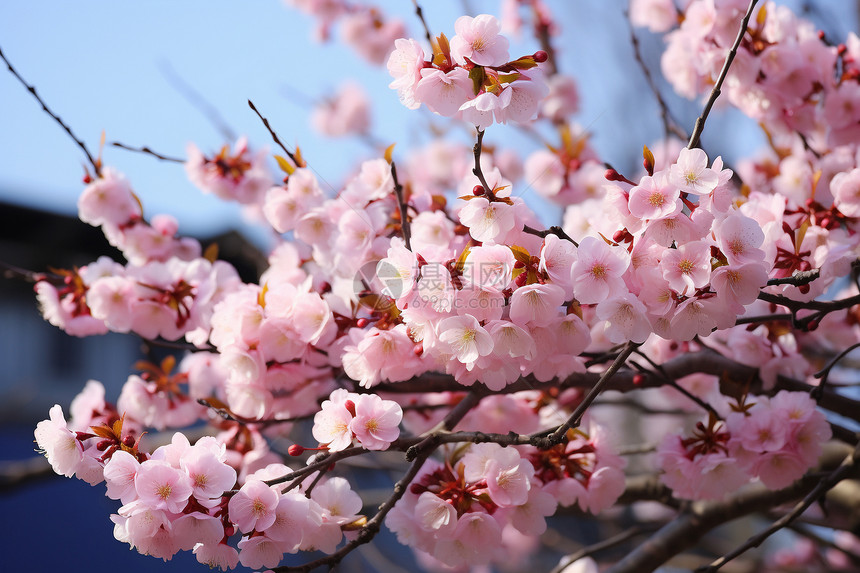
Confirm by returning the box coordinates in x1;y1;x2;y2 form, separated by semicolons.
533;50;548;63
288;444;305;456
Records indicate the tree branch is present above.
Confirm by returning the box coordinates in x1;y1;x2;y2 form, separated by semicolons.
687;0;759;150
696;443;860;572
247;99;299;165
624;6;687;142
390;160;412;250
411;0;433;47
111;141;184;163
606;443;858;573
0;45;102;177
540;342;639;447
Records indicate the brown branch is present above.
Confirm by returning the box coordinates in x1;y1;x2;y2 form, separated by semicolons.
472;128;493;196
624;6;687;142
551;525;658;573
0;457;56;491
606;443;858;573
376;349;860;425
540;341;639;447
522;224;578;247
812;340;860;401
390;160;412;250
687;0;759;150
247;99;299;165
0;45;102;177
630;352;718;417
0;260;53;284
766;268;821;286
696;443;860;572
411;0;433;47
111;141;184;163
533;7;559;76
272;444;435;572
159;61;236;141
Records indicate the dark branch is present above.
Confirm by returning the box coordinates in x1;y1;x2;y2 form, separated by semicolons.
111;141;184;163
687;0;759;149
541;342;639;447
607;444;859;573
159;61;236;141
247;99;299;165
0;45;102;177
390;160;412;250
696;444;860;572
551;525;658;573
766;268;821;286
522;224;578;247
472;128;493;196
624;7;687;142
411;0;433;47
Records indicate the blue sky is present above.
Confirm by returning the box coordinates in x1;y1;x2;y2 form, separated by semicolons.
1;1;855;238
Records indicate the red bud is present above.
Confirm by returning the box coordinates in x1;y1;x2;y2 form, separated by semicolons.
288;444;305;456
533;50;548;63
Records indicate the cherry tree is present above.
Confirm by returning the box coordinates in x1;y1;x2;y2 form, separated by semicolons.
4;0;860;571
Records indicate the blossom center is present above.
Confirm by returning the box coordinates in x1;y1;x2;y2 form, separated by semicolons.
156;483;172;500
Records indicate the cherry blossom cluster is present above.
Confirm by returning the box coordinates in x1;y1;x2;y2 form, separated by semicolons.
635;0;860;150
386;442;556;568
186;137;274;205
22;0;860;570
310;81;371;138
388;14;550;128
284;0;406;64
658;390;832;499
312;388;403;451
34;385;367;570
78;167;202;264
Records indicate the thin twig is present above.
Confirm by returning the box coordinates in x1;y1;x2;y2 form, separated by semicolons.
111;141;184;163
687;0;759;150
411;0;433;47
247;99;299;165
551;525;657;573
272;446;435;572
472;128;493;196
696;444;860;572
812;340;860;401
623;6;687;142
390;160;412;250
0;260;52;283
542;342;639;446
632;350;719;418
0;45;102;177
522;224;579;247
159;61;236;141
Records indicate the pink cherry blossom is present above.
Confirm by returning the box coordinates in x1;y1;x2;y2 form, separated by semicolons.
450;14;510;67
660;240;711;294
669;148;719;195
228;478;280;533
570;236;630;304
134;460;193;513
437;314;494;366
349;393;403;450
312;388;356;451
34;405;84;477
